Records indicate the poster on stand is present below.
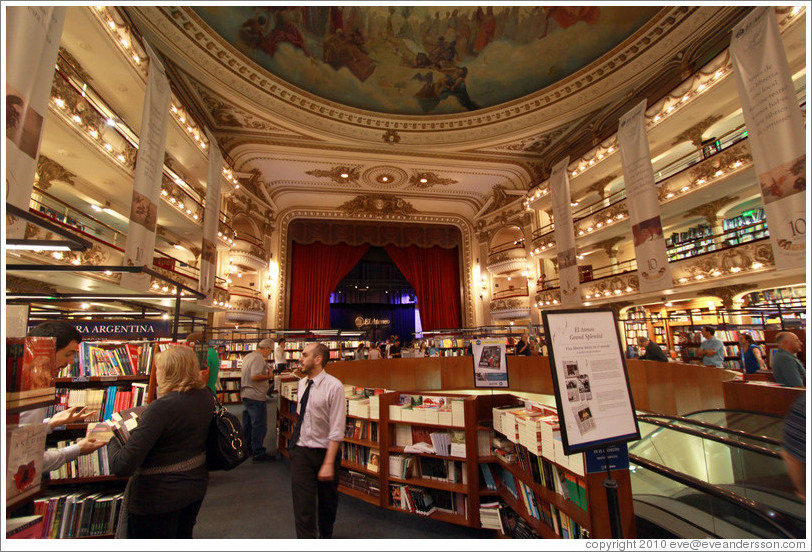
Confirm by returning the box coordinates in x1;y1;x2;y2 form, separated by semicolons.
471;338;509;388
543;309;640;454
730;7;806;270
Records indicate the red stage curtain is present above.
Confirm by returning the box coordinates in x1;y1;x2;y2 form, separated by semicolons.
289;241;369;329
384;245;461;331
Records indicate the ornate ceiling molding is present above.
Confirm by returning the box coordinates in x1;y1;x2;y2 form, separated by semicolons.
305;165;361;185
339;194;417;217
361;166;409;189
407;171;457;189
684;195;740;224
129;6;747;149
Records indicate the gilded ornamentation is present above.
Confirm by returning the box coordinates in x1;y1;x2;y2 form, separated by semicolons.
339;194;417;217
585;175;617;199
481;185;517;217
592;236;624;257
712;284;757;310
683;195;738;224
306;165;361;184
583;274;639;299
194;82;290;132
407;172;457;189
382;129;400;144
362;166;409;189
687;141;752;184
671;114;724;147
5;275;58;295
58;47;93;84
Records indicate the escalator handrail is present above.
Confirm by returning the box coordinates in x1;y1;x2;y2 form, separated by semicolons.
630;454;803;539
637;413;781;447
684;408;783;420
636;417;782;459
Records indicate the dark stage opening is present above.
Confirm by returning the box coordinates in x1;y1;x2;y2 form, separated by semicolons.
329;247;418;344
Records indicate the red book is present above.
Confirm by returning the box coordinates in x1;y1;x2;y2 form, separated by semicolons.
8;337;56;405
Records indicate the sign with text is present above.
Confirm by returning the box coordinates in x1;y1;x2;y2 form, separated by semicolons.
585;443;630;474
6;7;66;239
121;40;172;291
618;100;673;293
543;308;640;454
57;320;172;339
730;7;806;269
471;338;509;388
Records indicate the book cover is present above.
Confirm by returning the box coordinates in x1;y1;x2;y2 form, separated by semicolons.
5;423;48;504
85;422;115;444
450;429;466;458
6;514;44;539
8;337;56;404
367;449;380;473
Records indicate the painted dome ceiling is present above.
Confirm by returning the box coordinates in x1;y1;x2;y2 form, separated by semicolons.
191;5;662;116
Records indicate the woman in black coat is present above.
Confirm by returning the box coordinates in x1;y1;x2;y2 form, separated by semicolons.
108;345;214;538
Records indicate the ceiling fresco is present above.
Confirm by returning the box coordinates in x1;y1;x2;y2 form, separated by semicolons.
191;6;663;116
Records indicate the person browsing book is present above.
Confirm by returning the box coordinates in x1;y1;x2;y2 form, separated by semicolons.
636;336;669;363
289;342;346;539
240;338;276;462
186;331;220;393
20;321;106;472
107;345;214;538
274;338;288;373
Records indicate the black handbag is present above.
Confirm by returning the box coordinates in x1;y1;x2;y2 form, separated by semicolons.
206;395;249;471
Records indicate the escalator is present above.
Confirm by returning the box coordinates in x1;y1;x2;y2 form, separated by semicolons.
629;412;805;538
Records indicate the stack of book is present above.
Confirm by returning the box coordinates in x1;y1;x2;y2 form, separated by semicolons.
479;501;505;531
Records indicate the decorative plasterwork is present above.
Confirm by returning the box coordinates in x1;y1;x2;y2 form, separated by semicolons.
481;185;519;217
276;209;475;329
582;274;640;300
592;236;625;257
338;195;417;218
58;47;93;85
6;275;59;295
489;297;531;321
584;175;618;200
305;165;361;185
36;155;77;190
671;241;775;284
132;5;744;148
407;172;457;189
684;196;740;224
190;78;303;136
361;166;409;189
711;284;758;310
672;114;724;147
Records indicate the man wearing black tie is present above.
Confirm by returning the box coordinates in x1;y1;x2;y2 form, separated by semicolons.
289;342;346;538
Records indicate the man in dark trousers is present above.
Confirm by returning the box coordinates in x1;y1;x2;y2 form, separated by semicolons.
240;338;275;462
636;336;669;362
289;342;346;538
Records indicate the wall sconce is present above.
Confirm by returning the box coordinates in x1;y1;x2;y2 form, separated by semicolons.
265;257;279;298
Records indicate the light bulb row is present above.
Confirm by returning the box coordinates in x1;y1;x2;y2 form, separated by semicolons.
94;6;144;66
525;57;732;206
584;286;636;300
676;263;764;284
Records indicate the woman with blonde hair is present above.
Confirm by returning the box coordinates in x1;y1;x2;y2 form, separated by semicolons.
108;345;214;538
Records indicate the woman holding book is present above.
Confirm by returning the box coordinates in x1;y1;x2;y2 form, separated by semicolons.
107;345;214;538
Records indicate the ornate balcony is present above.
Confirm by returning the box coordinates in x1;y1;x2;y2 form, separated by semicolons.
486;244;529;276
489;296;531;321
225;289;266;322
228;238;267;272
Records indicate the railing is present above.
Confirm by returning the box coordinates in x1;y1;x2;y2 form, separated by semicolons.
491;286;530;300
30;188;126;249
531;125;749;241
488;242;526;256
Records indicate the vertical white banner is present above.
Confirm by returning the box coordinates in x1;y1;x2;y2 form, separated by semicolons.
730;7;806;269
550;157;581;306
199;129;223;305
120;42;172;291
5;7;66;238
618;100;673;293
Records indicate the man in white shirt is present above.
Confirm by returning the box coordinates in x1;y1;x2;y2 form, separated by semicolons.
274;338;288;373
21;321;106;472
289;342;346;538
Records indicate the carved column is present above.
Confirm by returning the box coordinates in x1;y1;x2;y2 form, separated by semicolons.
684;196;738;250
593;236;624;275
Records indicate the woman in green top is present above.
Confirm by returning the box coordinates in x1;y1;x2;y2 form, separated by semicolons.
186;332;220;393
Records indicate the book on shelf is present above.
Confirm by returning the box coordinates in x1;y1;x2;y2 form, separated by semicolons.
6;514;44;539
367;448;380;473
450;429;466;458
6;423;48;505
479;501;505;531
6;336;57;407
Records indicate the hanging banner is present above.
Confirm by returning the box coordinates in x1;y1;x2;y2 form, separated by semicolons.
199;129;223;305
618;100;673;293
550;157;581;306
730;7;806;269
5;7;66;239
120;42;172;291
471;337;508;388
